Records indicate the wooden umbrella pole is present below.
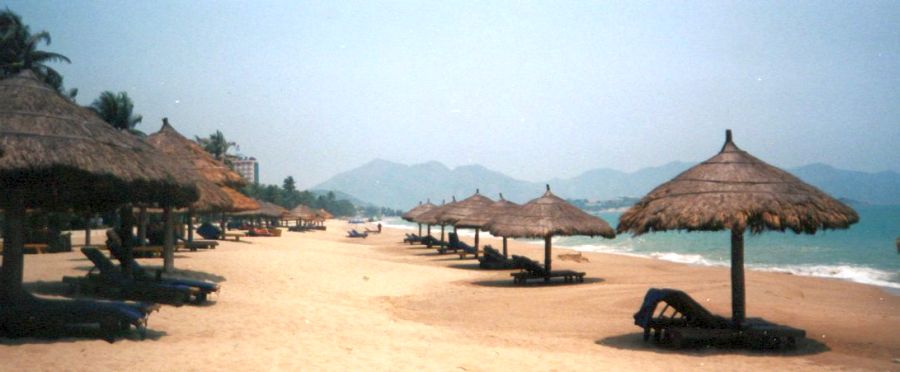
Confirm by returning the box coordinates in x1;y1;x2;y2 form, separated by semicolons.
418;224;422;237
84;212;92;246
474;228;480;258
440;225;445;242
1;188;26;301
118;205;136;278
163;205;175;272
731;228;746;329
137;206;148;246
544;235;552;281
502;237;508;258
187;208;195;242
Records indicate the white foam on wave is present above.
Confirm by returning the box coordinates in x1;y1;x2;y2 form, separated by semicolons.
754;264;900;290
556;242;900;291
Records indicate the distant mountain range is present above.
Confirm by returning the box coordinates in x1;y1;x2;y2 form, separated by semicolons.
313;159;900;210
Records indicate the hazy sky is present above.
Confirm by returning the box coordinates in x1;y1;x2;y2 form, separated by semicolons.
10;1;899;188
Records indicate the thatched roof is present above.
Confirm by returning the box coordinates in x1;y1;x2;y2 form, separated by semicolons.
617;130;859;235
316;209;333;220
455;193;520;228
486;186;615;239
402;200;436;222
233;199;288;217
0;71;198;209
146;118;247;188
147;119;258;212
413;198;455;225
434;190;495;228
290;204;317;219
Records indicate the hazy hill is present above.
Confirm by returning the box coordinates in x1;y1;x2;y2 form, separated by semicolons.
314;159;900;210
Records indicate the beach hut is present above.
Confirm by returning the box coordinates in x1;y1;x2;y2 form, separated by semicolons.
0;71;197;331
486;185;614;281
434;190;494;257
402;200;436;237
617;130;858;329
147;118;259;259
455;193;520;257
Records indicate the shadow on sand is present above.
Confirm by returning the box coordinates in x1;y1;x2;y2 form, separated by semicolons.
596;332;829;356
0;327;167;345
471;277;605;288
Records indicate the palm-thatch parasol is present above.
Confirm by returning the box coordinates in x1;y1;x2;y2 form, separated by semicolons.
456;193;520;257
402;199;436;236
290;204;317;226
414;198;456;245
233;200;289;228
434;190;494;257
147;119;259;254
486;185;615;281
316;208;333;220
617;130;859;328
0;71;198;299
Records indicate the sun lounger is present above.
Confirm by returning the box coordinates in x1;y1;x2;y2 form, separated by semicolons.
63;248;194;306
403;233;423;244
634;288;804;349
177;237;218;251
103;239;219;303
509;255;585;284
248;227;273;237
477;245;517;269
347;229;368;238
436;232;463;254
0;292;158;342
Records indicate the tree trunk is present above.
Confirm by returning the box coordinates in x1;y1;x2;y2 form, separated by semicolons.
731;229;745;329
118;205;136;278
544;235;552;281
163;206;175;272
0;188;26;302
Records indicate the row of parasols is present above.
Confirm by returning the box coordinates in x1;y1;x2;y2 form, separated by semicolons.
401;130;859;329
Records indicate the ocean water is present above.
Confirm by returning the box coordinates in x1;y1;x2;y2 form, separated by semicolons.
383;205;900;291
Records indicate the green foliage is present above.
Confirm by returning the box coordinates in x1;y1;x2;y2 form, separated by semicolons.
90;91;144;135
195;130;238;162
243;177;360;217
0;8;76;99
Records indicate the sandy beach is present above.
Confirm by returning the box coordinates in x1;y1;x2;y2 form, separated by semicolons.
2;220;897;371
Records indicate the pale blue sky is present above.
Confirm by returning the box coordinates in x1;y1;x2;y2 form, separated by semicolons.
8;1;899;188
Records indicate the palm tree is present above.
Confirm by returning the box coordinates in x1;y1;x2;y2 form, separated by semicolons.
195;130;238;161
90;91;145;136
0;9;76;100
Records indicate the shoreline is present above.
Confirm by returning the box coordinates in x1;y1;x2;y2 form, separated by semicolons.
380;219;900;295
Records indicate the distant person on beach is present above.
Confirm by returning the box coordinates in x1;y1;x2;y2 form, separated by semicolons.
377;223;382;233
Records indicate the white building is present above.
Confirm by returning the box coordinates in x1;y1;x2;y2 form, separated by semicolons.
232;157;258;184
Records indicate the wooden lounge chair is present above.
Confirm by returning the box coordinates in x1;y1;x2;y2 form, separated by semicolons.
403;233;423;244
0;292;158;342
347;229;368;238
436;232;463;254
63;248;194;306
102;244;219;304
509;255;585;284
477;245;517;269
634;288;805;349
420;235;448;248
177;237;218;251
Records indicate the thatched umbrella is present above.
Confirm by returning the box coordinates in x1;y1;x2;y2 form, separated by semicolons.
315;209;333;226
403;200;436;237
147;118;259;262
434;190;494;257
456;193;520;257
290;204;317;226
486;185;615;281
0;71;197;300
414;198;455;245
617;130;858;328
233;199;288;226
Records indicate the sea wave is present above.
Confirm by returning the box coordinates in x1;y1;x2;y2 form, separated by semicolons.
556;242;900;291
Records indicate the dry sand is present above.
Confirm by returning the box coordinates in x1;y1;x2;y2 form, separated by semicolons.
2;220;898;371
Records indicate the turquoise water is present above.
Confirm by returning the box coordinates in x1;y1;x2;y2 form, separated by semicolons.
384;205;900;290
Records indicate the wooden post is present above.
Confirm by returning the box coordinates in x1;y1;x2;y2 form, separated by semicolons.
544;235;552;281
440;225;445;243
502;237;508;258
1;188;26;302
731;229;745;329
418;223;422;237
137;206;148;246
474;228;480;258
118;205;136;278
220;212;226;240
84;213;92;247
187;208;195;242
163;206;175;272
